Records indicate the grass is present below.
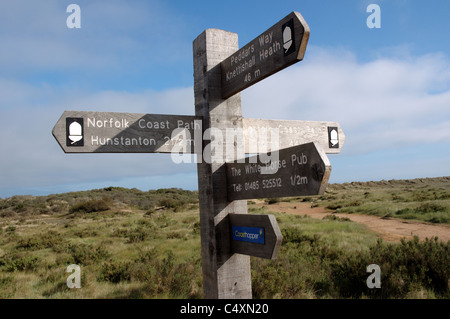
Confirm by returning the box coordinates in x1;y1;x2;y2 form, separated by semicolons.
314;177;450;224
0;180;449;299
0;205;203;298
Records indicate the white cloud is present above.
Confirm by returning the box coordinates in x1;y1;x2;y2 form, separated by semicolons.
242;46;450;155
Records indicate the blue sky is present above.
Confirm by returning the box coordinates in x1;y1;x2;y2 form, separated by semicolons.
0;0;449;198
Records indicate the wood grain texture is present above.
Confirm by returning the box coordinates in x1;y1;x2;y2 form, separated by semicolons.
243;118;345;154
193;29;252;299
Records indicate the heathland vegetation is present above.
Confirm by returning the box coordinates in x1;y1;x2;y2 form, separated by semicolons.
0;178;448;299
314;177;450;224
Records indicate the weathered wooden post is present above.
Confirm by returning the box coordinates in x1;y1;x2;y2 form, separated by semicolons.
193;29;252;299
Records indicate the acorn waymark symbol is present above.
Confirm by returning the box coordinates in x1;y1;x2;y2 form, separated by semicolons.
328;127;339;148
282;19;295;56
66;118;84;147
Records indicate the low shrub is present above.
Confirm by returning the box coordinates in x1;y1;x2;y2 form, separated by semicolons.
191;221;200;235
254;233;449;299
0;275;15;298
281;227;320;245
97;250;202;298
326;203;342;210
6;226;16;233
0;210;16;218
17;231;65;250
322;215;351;222
127;227;151;243
331;237;449;298
158;197;192;212
98;261;132;283
69;197;112;214
0;252;40;272
395;203;449;223
66;243;110;265
112;225;155;243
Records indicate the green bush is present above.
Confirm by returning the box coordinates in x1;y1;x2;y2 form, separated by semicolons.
0;210;16;218
253;232;449;299
326;203;343;210
69;197;112;214
15;203;26;212
0;252;40;272
151;251;201;298
6;226;16;233
99;261;132;283
322;214;351;222
127;227;151;243
330;237;449;298
417;203;446;213
191;221;200;235
281;227;320;245
66;243;110;265
0;275;15;298
97;250;202;298
112;224;155;243
158;197;191;212
395;203;449;223
17;231;65;250
252;259;292;298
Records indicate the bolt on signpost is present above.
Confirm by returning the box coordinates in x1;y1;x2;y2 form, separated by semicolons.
53;11;345;299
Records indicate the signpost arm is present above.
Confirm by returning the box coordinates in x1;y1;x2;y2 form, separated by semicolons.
193;29;252;299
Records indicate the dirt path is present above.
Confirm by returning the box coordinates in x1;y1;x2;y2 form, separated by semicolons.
253;201;450;242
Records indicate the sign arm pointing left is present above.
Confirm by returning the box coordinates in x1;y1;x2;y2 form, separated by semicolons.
52;110;202;154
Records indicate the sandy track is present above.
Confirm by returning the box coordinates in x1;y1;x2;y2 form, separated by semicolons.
253;201;450;242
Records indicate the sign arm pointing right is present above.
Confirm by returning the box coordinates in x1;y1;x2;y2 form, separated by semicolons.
220;11;310;99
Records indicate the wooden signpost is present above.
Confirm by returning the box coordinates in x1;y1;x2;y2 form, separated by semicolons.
53;11;345;299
